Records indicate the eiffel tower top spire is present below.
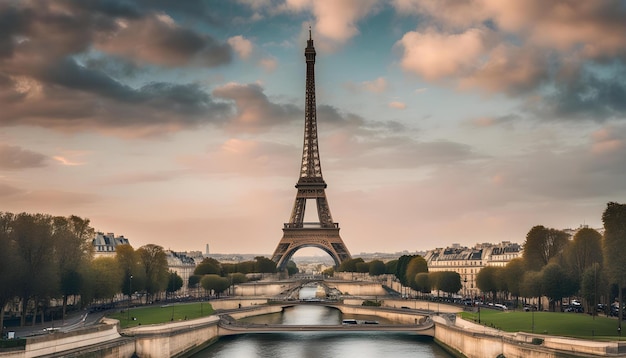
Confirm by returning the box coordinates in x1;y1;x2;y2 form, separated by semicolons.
299;28;324;185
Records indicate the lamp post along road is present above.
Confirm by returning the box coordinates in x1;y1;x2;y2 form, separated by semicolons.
127;275;133;321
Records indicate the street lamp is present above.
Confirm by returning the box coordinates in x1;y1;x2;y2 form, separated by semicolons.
127;275;133;321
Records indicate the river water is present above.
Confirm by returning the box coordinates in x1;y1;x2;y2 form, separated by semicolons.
192;286;452;358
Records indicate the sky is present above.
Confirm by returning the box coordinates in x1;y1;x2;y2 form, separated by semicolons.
2;0;626;257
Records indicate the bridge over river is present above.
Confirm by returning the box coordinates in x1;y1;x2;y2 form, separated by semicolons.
215;303;435;337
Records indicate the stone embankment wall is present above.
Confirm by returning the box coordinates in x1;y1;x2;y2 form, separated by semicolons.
0;319;134;358
433;315;626;358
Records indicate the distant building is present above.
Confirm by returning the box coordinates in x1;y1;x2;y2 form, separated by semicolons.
166;251;198;294
423;241;522;297
92;232;130;257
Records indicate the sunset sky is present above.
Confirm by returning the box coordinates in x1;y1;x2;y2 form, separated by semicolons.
2;1;626;256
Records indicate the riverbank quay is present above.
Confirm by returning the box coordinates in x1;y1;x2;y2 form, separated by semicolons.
433;314;626;357
3;299;625;357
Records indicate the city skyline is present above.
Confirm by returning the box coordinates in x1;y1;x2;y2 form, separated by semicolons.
1;1;626;255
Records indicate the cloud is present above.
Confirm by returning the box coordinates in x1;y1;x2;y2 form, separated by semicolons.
259;57;278;72
388;101;406;110
395;28;496;81
95;13;232;68
213;82;301;132
247;0;380;48
0;144;48;170
344;77;388;94
228;35;254;60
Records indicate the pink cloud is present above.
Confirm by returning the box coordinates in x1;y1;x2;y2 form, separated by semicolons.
395;28;495;81
228;35;254;60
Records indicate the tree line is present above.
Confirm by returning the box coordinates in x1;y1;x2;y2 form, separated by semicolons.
475;202;626;318
0;211;184;334
188;256;298;297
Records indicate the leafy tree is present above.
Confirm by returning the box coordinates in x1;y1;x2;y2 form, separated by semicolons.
368;260;386;276
385;260;398;274
200;274;230;297
52;215;94;318
137;244;169;303
116;244;144;297
355;261;370;273
563;227;603;286
581;263;605;316
188;275;202;288
476;266;500;301
286;260;299;276
11;213;58;326
166;271;184;298
86;257;123;302
602;202;626;326
504;258;525;303
237;261;256;274
338;258;364;272
520;271;543;309
522;225;569;271
322;267;334;277
255;256;277;273
437;271;462;296
228;273;248;285
395;255;417;286
405;256;428;287
541;263;577;311
413;272;430;294
194;257;222;275
0;212;18;335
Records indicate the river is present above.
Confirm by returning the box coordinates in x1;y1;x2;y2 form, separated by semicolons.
192;285;452;358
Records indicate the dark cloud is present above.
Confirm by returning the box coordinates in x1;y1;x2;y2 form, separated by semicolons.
0;144;48;170
0;0;235;134
531;69;626;121
213;83;301;132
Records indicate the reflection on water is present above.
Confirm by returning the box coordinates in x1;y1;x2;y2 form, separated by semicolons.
193;284;452;358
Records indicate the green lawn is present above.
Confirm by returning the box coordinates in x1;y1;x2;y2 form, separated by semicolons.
107;302;214;328
460;309;622;339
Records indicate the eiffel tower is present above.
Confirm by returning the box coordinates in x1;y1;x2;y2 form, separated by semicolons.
271;30;352;270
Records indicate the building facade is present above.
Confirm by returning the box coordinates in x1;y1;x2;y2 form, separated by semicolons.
92;232;130;257
423;241;522;298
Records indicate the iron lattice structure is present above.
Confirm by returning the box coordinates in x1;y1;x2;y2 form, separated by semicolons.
271;30;352;270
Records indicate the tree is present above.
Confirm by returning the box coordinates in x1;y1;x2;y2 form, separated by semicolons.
11;213;58;326
255;256;277;273
166;271;184;299
355;261;370;273
413;272;431;295
581;263;605;316
86;257;123;302
116;244;144;297
602;202;626;327
228;273;248;285
194;257;222;275
563;227;603;285
385;260;398;274
520;271;543;309
52;215;94;318
476;266;500;301
137;244;169;303
368;260;386;276
541;263;577;311
504;258;525;304
286;260;299;276
405;256;428;287
200;274;230;297
395;255;417;286
338;258;364;272
522;225;570;271
0;212;18;336
438;271;462;296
